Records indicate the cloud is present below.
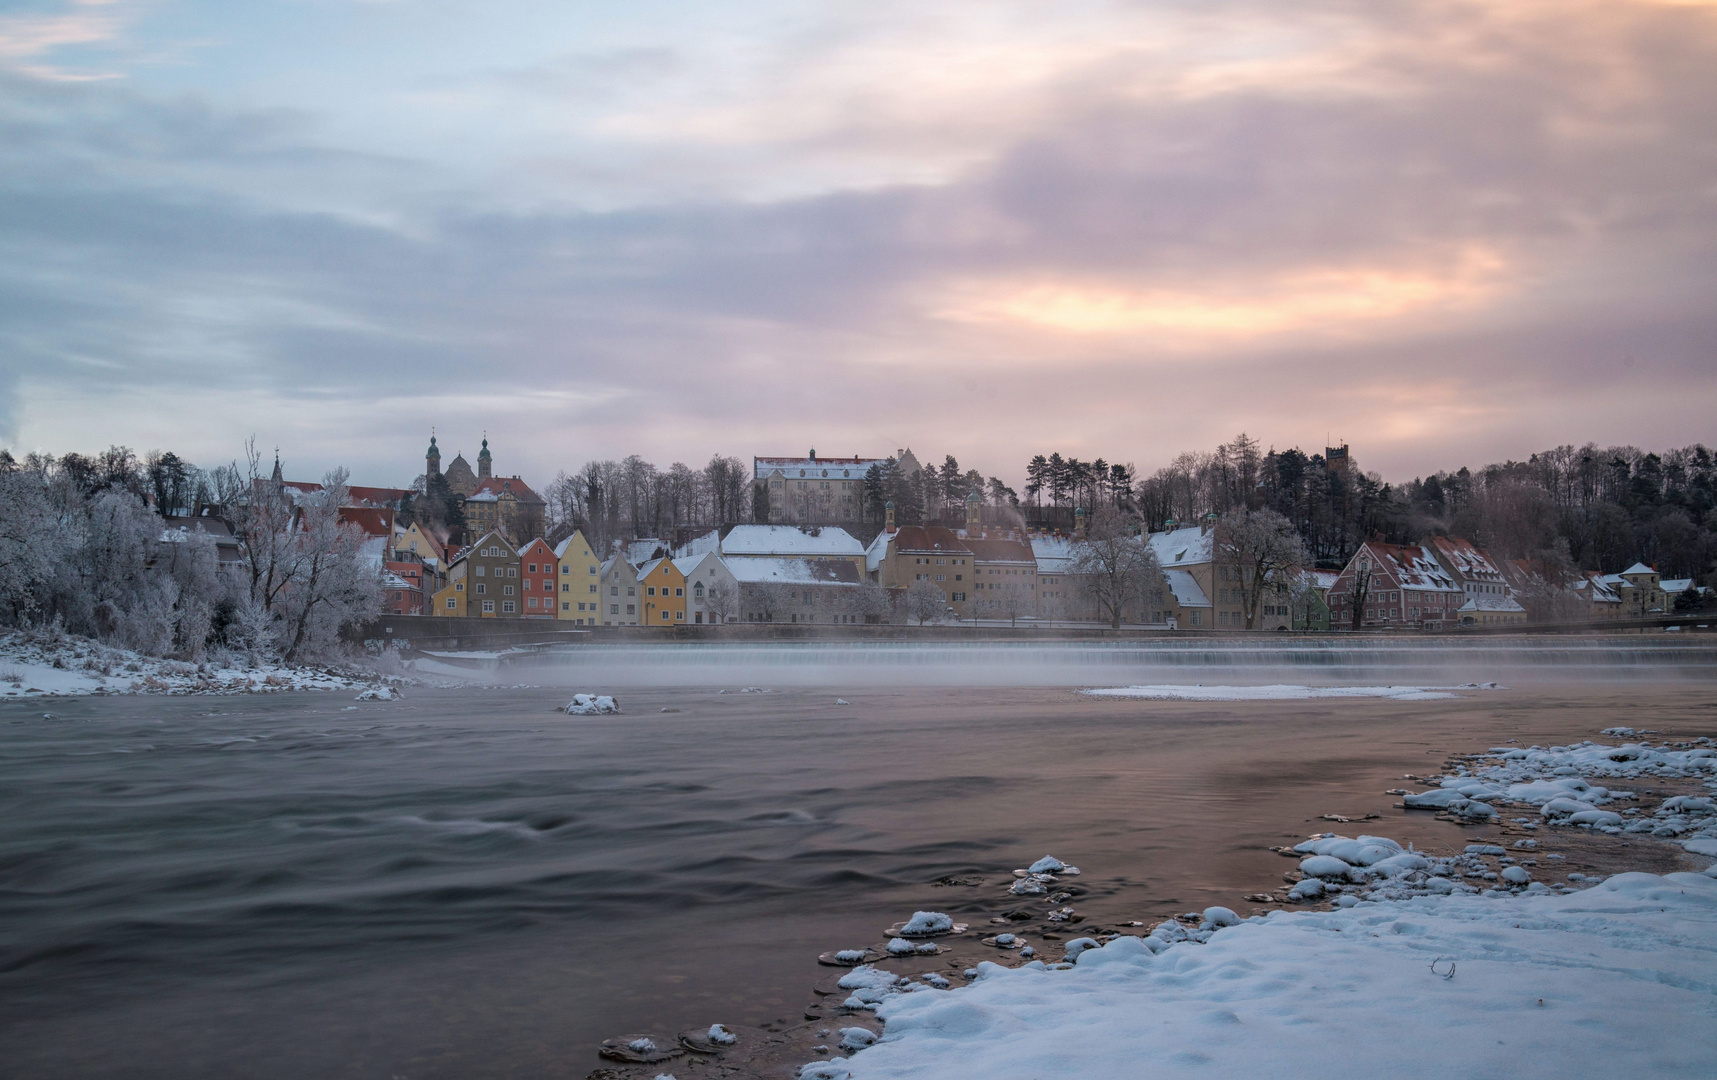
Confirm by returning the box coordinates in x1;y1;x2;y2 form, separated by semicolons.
2;0;1715;485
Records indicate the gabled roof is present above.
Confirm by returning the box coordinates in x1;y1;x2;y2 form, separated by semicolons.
674;529;722;559
1621;562;1655;576
1427;536;1505;581
338;506;395;538
625;538;670;564
1030;535;1077;573
885;525;970;554
1164;568;1211;608
721;524;865;557
553;531;594;560
1661;578;1694;593
1147;525;1212;567
278;480;411;506
468;475;544;505
1458;595;1526;613
468;530;517;555
725;557;863;585
963;535;1036;564
1356;542;1462;592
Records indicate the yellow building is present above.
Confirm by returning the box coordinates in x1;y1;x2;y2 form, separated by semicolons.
555;530;603;624
637;556;688;627
431;554;468;616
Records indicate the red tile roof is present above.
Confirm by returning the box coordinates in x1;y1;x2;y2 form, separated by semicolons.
468;475;544;504
338;506;395;538
888;526;971;553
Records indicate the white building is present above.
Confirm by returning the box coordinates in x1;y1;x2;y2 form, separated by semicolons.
754;451;893;523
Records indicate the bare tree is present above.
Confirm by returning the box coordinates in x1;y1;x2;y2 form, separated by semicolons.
704;580;738;624
1069;505;1161;628
1214;508;1309;629
274;470;382;661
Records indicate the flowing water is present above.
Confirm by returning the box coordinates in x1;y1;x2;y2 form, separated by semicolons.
3;640;1714;1078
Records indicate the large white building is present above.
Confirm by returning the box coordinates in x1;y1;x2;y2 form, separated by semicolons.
753;450;911;523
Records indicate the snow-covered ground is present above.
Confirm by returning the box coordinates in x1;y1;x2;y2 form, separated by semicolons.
1083;682;1504;701
806;729;1717;1080
825;868;1717;1080
0;631;387;697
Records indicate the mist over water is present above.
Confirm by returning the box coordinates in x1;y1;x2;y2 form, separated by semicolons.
3;641;1713;1079
507;637;1717;688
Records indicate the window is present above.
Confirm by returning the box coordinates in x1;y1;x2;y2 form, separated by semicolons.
503;585;514;596
509;567;517;578
455;582;463;591
446;597;456;610
675;611;684;620
528;597;539;609
482;600;495;613
475;583;486;595
627;587;635;596
589;584;597;593
611;586;618;596
610;604;619;614
528;563;537;573
476;566;486;577
588;565;596;574
951;592;965;601
562;583;569;592
503;601;515;613
563;601;571;611
626;604;635;614
647;586;656;596
936;575;946;582
954;574;962;581
674;587;683;597
660;610;669;621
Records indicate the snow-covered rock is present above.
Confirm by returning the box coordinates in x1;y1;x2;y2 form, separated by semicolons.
354;686;401;701
899;911;954;936
561;694;620;715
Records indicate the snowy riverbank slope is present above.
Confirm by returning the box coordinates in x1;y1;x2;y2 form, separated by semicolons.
0;631;384;697
842;869;1717;1080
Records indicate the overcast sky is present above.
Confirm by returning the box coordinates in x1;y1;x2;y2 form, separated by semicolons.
2;0;1713;489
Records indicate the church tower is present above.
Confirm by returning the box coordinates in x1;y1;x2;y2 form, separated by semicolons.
478;436;492;480
426;433;441;477
965;489;982;534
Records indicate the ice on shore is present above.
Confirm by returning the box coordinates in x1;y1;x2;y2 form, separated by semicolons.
833;871;1717;1079
354;686;401;701
1081;684;1503;702
561;694;620;715
1408;735;1717;850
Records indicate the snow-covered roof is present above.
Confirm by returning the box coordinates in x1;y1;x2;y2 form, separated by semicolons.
1031;535;1076;574
1458;595;1526;613
720;524;864;558
625;538;670;564
1308;570;1340;591
724;557;863;586
358;536;389;568
674;529;721;559
753;454;888;481
1621;563;1655;576
1164;568;1211;608
1428;536;1505;582
1576;574;1622;604
1363;543;1463;592
673;551;726;578
1661;578;1693;593
866;529;891;573
382;571;414;590
1148;525;1212;567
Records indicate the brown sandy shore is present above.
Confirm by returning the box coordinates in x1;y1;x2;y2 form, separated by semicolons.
578;682;1717;1080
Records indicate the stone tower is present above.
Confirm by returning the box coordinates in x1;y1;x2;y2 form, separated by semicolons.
426;433;441;477
965;489;982;533
478;436;492;480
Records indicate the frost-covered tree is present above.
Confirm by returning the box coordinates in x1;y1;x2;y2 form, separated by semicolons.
1069;505;1162;629
1214;508;1309;630
906;577;945;625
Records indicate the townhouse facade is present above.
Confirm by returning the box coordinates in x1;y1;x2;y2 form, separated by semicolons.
599;556;643;626
1327;541;1464;630
636;556;688;626
517;538;559;619
555;531;603;624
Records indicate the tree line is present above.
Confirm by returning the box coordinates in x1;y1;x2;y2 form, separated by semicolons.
0;442;379;662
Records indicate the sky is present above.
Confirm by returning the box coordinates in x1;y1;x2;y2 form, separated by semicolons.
1;0;1714;490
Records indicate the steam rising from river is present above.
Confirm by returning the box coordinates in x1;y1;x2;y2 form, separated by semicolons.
427;638;1717;689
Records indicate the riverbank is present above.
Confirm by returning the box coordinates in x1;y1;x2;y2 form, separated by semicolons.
0;629;398;697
